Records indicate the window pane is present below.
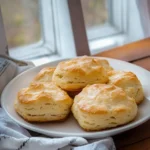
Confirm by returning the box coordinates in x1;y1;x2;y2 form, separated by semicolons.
81;0;108;28
0;0;41;48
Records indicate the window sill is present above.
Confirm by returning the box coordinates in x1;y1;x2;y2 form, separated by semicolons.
9;40;54;60
87;24;121;40
31;33;126;66
29;54;62;66
89;33;126;55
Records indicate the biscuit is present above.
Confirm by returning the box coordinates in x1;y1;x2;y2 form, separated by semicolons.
72;84;137;131
33;67;55;83
52;56;112;91
15;82;73;122
108;70;144;104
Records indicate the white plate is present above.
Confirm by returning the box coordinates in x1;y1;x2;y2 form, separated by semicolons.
1;57;150;139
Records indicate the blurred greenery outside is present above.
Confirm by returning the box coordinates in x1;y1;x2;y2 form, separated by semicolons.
0;0;108;49
81;0;108;28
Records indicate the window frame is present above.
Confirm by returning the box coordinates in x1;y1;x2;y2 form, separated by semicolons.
88;0;128;54
9;0;57;60
86;0;128;40
8;0;130;64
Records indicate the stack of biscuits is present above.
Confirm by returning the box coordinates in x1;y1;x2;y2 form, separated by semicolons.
15;56;144;131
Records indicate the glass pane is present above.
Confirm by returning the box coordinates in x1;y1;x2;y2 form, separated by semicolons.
0;0;41;48
81;0;109;28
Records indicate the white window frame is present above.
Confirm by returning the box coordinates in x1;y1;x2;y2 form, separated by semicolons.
9;0;77;65
8;0;128;58
88;0;128;54
30;0;77;66
8;0;142;66
9;0;57;60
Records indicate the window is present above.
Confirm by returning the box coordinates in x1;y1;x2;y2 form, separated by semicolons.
0;0;144;65
81;0;144;54
1;0;41;48
82;0;109;39
1;0;57;60
81;0;128;54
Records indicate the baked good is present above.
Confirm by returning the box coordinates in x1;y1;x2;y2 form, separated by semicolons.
96;57;113;71
52;56;112;91
15;82;73;122
72;84;137;131
33;67;55;83
108;70;144;104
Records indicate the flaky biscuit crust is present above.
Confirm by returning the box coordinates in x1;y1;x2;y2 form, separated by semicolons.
33;67;55;83
15;82;73;122
108;70;144;104
72;84;137;131
52;56;112;91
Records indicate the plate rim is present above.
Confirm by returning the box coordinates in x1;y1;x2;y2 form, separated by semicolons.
2;104;150;138
1;57;150;138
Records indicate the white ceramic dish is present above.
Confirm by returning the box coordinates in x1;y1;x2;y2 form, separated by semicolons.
1;57;150;139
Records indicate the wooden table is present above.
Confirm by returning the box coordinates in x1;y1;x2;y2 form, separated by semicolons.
95;38;150;150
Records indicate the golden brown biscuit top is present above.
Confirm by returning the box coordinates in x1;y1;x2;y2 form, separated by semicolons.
74;84;136;114
108;70;141;86
18;82;72;104
33;67;55;83
55;56;112;74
